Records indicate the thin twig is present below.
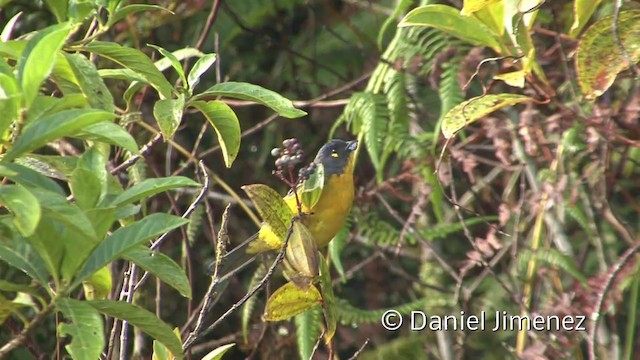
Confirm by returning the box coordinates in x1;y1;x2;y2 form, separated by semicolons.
182;218;297;351
110;134;162;175
347;338;370;360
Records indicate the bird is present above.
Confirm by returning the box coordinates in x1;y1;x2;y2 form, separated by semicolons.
210;139;358;280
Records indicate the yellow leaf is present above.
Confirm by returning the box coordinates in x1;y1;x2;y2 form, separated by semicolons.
461;0;501;16
264;281;322;321
442;94;532;138
494;70;526;88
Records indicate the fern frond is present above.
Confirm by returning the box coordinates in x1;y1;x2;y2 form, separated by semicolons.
335;297;428;325
294;307;322;360
518;249;588;285
241;263;268;343
359;336;427;360
420;216;497;241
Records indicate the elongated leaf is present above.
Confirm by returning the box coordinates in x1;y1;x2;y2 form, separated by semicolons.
82;41;173;99
300;163;324;209
0;243;49;285
75;214;188;284
44;0;67;22
0;163;65;195
87;300;183;359
570;0;603;37
64;53;115;113
242;184;293;250
295;308;322;360
149;44;186;85
319;253;337;342
82;266;112;300
17;22;72;107
190;100;240;167
202;344;236;360
285;221;319;279
69;147;106;210
461;0;501;15
76;122;140;154
109;176;200;207
195;82;307;118
108;4;173;26
29;187;97;241
442;94;532;138
57;299;104;360
0;185;40;237
576;10;640;100
399;5;501;51
122;246;191;298
264;281;322;321
187;53;217;90
1;11;22;42
328;225;349;282
3;109;115;162
154;95;185;140
0;73;20;136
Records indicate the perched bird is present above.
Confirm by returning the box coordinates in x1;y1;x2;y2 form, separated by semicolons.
211;139;357;279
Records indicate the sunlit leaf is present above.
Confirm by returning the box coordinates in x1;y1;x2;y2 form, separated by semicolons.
109;176;200;207
461;0;501;16
442;94;532;138
0;185;40;237
576;10;640;100
285;221;319;279
494;70;526;88
195;81;307;119
187;53;217;91
264;281;322;321
202;343;236;360
123;246;192;298
82;267;112;300
154;95;185;140
570;0;603;37
399;5;501;51
300;163;324;209
242;184;293;249
190;100;241;167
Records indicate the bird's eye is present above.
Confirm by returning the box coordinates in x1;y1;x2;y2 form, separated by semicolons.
331;149;339;158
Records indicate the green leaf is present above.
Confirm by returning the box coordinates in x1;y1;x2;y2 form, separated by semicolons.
108;4;173;26
57;299;104;360
3;109;115;163
318;253;337;342
0;243;49;285
16;22;72;107
109;176;201;207
0;73;20;136
294;308;322;360
570;0;603;37
264;281;322;321
44;0;68;22
0;163;65;195
576;10;640;100
190;100;241;167
82;266;112;300
82;41;173;99
75;214;188;284
187;53;217;91
328;225;349;282
441;94;532;138
148;44;186;86
241;184;293;251
202;343;236;360
285;221;319;279
75;122;140;154
64;53;115;113
30;187;98;241
87;300;184;359
122;246;192;298
69;147;106;210
399;5;501;51
154;95;185;140
195;82;307;118
0;185;41;237
461;0;501;16
300;163;324;209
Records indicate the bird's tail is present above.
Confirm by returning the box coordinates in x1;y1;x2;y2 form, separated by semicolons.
207;233;258;282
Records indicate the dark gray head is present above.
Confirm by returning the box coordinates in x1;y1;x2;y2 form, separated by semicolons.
314;139;358;176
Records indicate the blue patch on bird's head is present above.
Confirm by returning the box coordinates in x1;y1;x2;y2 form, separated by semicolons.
314;139;357;176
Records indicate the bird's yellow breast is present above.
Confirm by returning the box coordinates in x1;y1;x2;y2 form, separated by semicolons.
253;160;354;252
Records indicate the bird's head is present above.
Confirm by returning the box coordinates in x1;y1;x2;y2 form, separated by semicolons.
313;139;358;176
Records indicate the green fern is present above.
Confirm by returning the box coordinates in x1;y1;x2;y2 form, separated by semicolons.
294;306;322;360
359;336;428;360
420;216;497;241
241;263;268;343
517;248;588;285
335;297;428;325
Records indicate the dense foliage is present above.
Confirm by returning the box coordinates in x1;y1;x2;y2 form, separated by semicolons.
1;0;640;359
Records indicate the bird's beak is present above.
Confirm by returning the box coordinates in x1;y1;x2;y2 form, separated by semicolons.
346;140;358;152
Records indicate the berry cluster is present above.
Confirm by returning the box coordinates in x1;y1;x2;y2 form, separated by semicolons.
271;138;316;187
